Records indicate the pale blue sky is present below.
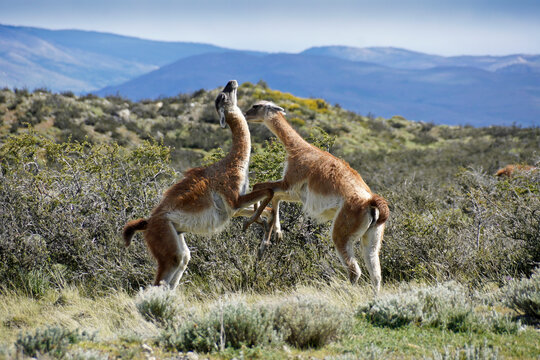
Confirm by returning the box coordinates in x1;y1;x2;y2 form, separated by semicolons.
1;0;539;55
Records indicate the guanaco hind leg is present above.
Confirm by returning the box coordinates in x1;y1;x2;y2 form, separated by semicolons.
362;223;384;294
332;204;373;285
146;219;190;289
167;227;191;290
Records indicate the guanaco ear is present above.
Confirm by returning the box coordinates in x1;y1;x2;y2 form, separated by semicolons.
265;104;286;115
219;108;226;128
215;93;227;128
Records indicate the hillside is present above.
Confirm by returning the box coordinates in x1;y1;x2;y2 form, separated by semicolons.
1;82;538;289
97;52;540;126
0;24;228;92
2;83;538;174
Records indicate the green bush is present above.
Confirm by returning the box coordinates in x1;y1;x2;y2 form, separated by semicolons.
503;268;540;321
65;349;109;360
359;282;519;334
272;296;348;349
15;326;94;358
184;213;337;293
162;295;350;352
428;342;500;360
381;167;540;284
0;132;177;293
162;300;279;352
16;269;51;299
135;286;183;325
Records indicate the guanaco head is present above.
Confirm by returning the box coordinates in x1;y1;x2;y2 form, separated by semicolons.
215;80;239;128
244;100;286;124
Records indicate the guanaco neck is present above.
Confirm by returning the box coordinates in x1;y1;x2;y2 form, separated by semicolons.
266;112;310;151
221;109;251;171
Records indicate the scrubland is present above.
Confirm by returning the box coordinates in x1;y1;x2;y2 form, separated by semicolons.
0;84;538;358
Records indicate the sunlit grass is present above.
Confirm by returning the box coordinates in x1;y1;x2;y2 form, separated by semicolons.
0;281;538;359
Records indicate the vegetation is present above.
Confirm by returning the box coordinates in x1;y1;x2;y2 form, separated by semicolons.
0;284;538;358
0;132;174;294
359;282;519;334
15;326;94;358
0;84;538;358
503;268;540;321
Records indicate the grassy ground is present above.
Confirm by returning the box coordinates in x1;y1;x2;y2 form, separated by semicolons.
0;281;538;359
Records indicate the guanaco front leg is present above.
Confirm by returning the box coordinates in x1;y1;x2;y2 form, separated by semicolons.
243;180;288;231
235;188;274;230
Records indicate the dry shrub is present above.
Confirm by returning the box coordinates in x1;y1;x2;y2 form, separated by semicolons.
0;132;176;293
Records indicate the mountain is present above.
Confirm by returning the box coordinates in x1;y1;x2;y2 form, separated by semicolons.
0;24;229;92
2;24;539;126
97;52;540;126
302;46;540;73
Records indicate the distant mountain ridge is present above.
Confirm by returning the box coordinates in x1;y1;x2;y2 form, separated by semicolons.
302;46;540;73
0;24;229;92
97;51;540;126
1;24;539;126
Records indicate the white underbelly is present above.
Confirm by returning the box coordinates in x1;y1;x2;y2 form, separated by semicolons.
166;192;234;234
289;184;343;222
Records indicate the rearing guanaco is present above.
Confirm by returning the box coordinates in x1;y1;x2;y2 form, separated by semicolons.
244;100;389;293
123;81;273;289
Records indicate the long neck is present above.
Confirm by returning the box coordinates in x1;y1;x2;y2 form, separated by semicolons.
223;110;251;169
266;112;310;151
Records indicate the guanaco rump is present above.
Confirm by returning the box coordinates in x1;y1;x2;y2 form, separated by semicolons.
244;100;389;293
123;81;273;289
495;164;537;177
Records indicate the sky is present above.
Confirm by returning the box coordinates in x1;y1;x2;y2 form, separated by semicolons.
1;0;539;56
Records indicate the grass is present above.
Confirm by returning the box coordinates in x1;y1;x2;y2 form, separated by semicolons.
0;287;159;345
0;281;538;359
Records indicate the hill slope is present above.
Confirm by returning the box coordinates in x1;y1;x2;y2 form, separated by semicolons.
97;52;540;126
302;46;540;72
0;24;228;92
2;83;538;174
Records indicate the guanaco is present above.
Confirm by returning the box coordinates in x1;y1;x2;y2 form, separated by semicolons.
244;100;389;293
123;81;273;289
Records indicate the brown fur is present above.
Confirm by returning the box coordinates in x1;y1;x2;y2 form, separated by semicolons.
370;195;389;225
122;81;274;288
495;164;537;177
123;219;148;247
245;101;389;293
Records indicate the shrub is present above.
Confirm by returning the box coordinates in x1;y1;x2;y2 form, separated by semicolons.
381;167;540;284
0;132;177;293
272;296;349;349
65;349;109;360
163;295;350;352
61;91;76;98
428;342;500;360
135;286;183;325
359;282;519;334
162;299;279;352
15;326;94;358
16;269;51;299
503;268;540;321
184;213;337;293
